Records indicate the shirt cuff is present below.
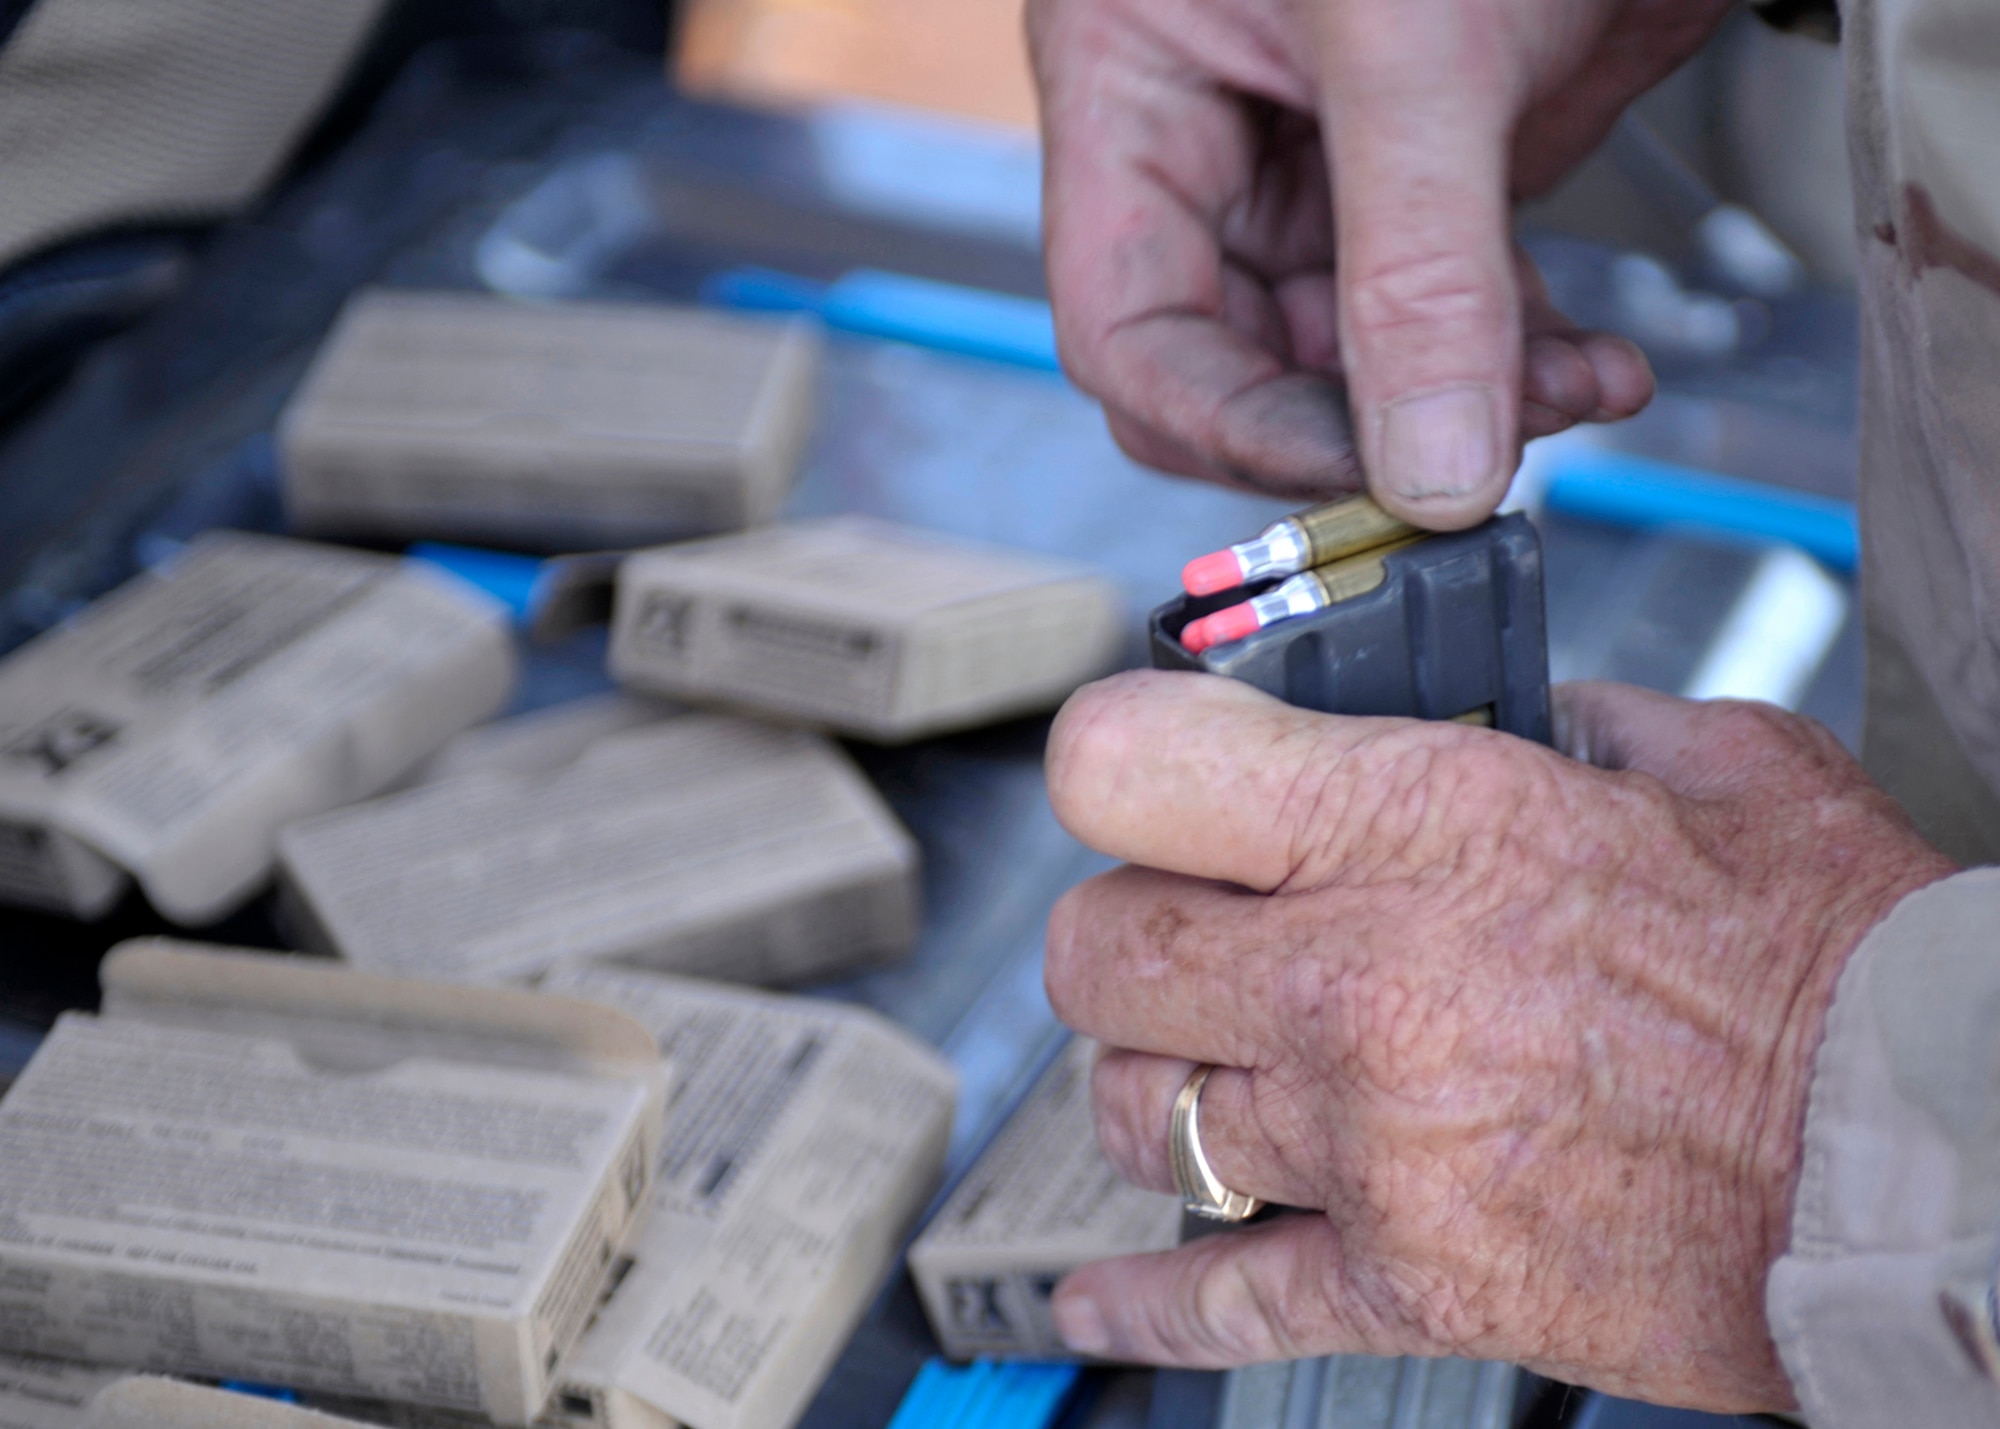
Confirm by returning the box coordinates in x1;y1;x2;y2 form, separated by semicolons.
1767;868;2000;1425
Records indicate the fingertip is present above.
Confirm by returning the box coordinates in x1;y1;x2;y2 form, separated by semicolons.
1048;672;1272;800
1365;382;1514;531
1095;336;1362;502
1045;680;1126;840
1047;670;1168;774
1052;1285;1112;1356
1041;883;1088;1021
1209;371;1365;497
1105;407;1232;484
1576;332;1655;419
1045;672;1223;839
1522;333;1598;418
1050;1256;1194;1365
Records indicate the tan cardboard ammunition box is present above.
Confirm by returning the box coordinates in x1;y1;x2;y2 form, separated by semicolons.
279;291;821;551
410;694;678;788
607;517;1126;742
536;965;957;1429
0;1361;488;1429
85;1379;391;1429
0;1352;123;1429
277;706;918;987
0;944;668;1427
0;532;514;924
908;1037;1182;1360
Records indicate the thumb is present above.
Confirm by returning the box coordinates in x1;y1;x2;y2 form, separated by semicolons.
1051;1214;1401;1365
1318;0;1522;529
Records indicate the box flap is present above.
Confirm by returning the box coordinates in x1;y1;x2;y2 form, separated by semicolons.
86;1379;379;1429
101;940;660;1077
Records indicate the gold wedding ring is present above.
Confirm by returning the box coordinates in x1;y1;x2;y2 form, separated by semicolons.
1169;1064;1263;1222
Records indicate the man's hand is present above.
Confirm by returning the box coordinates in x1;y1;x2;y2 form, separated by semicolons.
1028;0;1733;528
1041;673;1953;1409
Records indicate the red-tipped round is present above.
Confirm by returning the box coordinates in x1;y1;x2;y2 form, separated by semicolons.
1181;548;1247;597
1180;600;1263;654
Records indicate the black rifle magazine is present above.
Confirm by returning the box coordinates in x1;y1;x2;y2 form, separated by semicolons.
1149;513;1553;745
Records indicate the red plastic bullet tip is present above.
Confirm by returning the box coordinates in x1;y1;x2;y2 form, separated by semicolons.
1181;549;1247;597
1180;600;1262;654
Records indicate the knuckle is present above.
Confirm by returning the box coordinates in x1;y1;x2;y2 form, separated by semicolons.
1270;952;1337;1056
1358;971;1422;1065
1344;966;1453;1101
1697;698;1820;770
1271;727;1373;886
1423;736;1560;867
1344;248;1506;345
1224;1229;1374;1360
1138;1291;1213;1362
1286;725;1535;887
1036;231;1125;393
1430;731;1534;809
1157;1256;1288;1363
1190;1269;1277;1361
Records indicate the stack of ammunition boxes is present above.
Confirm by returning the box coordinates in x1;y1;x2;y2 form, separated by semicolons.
0;286;1159;1429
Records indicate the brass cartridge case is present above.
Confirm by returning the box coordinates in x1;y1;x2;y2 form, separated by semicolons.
1293;495;1419;567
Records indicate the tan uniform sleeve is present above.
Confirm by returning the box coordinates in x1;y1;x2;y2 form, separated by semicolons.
1767;870;2000;1423
0;0;391;272
1809;0;2000;1409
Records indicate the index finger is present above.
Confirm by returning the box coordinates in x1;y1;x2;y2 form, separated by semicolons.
1046;670;1436;891
1034;11;1364;496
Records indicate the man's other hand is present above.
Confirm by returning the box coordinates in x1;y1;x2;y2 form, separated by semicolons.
1041;673;1953;1410
1027;0;1731;528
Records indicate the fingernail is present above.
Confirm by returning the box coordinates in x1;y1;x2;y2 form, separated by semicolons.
1054;1294;1111;1356
1379;385;1501;500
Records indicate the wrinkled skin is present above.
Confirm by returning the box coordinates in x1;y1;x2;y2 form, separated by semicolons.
1028;0;1738;526
1041;673;1955;1410
1030;0;1960;1406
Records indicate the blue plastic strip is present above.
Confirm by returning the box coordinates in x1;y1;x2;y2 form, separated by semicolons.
704;266;1062;372
1541;447;1859;573
219;1382;300;1403
406;543;547;625
948;1362;1004;1429
887;1359;959;1429
705;266;831;315
886;1359;1081;1429
824;270;1060;371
